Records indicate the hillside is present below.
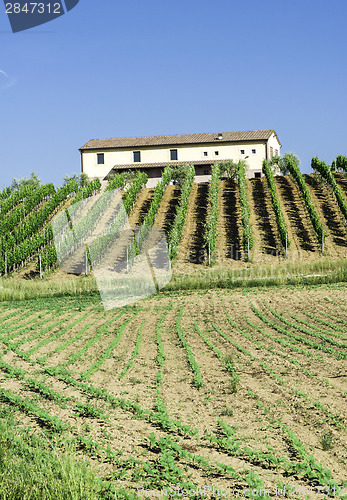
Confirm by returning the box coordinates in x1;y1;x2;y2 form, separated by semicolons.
0;173;346;279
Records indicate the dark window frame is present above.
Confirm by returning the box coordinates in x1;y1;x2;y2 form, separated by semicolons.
240;149;245;155
97;153;104;165
252;149;256;154
133;151;141;162
170;149;178;161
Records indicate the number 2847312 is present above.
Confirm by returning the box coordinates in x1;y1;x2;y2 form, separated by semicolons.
5;3;62;14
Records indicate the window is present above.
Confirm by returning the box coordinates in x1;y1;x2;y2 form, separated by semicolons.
203;151;208;157
170;149;178;161
252;149;256;154
97;153;104;165
215;151;219;156
275;149;278;156
204;169;209;175
254;172;261;178
133;151;141;162
240;149;245;154
270;146;273;158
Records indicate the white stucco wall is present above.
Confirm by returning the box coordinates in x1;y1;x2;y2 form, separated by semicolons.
267;133;281;159
81;140;268;180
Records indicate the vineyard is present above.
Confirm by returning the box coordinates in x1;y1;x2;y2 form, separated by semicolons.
0;285;346;497
0;164;346;497
0;166;346;278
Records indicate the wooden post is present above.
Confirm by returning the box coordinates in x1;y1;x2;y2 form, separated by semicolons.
321;229;324;253
285;233;288;258
126;246;129;273
247;239;250;262
39;254;43;280
85;250;88;275
208;242;211;266
5;253;7;277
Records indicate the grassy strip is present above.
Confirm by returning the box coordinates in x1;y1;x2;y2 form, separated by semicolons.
0;414;118;500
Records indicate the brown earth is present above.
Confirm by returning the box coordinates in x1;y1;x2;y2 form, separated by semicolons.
0;284;346;495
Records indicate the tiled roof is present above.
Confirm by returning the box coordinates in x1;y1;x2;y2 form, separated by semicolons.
80;130;277;150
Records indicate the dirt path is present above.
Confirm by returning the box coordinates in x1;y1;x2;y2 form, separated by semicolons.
214;179;243;264
248;178;281;262
127;188;154;228
176;182;209;265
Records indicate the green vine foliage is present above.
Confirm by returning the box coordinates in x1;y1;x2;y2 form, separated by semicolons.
137;167;172;251
262;160;289;250
204;162;220;265
286;157;324;242
237;160;254;253
168;165;195;261
312;157;347;221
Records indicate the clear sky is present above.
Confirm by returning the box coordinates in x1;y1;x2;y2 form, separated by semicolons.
1;0;347;188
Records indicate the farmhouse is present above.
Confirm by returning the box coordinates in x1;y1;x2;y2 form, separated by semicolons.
80;129;281;187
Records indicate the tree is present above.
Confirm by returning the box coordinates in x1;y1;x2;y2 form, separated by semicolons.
335;155;347;173
122;170;138;188
270;152;300;176
218;160;238;179
63;173;90;189
10;171;41;192
170;164;190;186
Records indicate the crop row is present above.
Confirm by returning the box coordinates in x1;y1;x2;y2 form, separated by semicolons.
175;308;203;389
168;164;195;261
262;159;289;251
204;162;220;265
312;157;347;222
286;156;324;242
252;305;346;360
137;167;172;252
237;160;253;255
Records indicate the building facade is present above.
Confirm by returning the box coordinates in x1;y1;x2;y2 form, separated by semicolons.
80;130;281;187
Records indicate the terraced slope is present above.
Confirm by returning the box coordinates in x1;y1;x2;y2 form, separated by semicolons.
304;175;347;255
215;179;242;261
176;182;209;264
274;176;320;255
248;178;281;259
335;173;347;196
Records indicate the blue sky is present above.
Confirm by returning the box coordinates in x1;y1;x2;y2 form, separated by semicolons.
1;0;347;188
